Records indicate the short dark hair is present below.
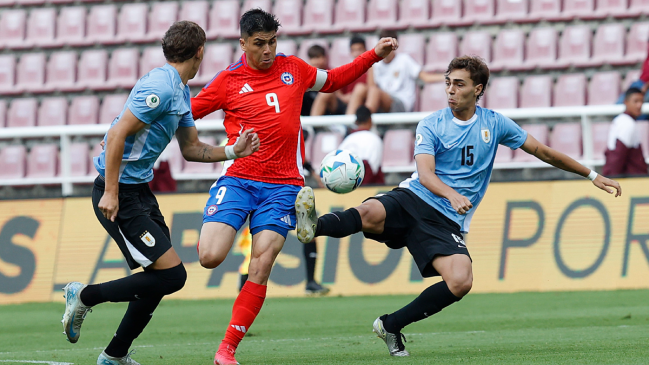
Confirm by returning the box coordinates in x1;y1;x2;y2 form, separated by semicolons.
379;29;398;40
161;21;206;63
307;45;326;59
355;105;372;124
625;87;644;100
445;56;490;102
240;8;281;38
350;35;366;49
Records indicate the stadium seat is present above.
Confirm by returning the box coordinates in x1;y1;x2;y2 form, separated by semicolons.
191;43;233;86
107;48;139;89
140;46;166;77
7;98;37;128
365;0;399;31
591;23;626;66
165;139;183;175
591;122;611;160
0;9;26;49
68;96;99;125
554;74;587;107
277;39;297;56
420;83;448;112
25;8;57;48
0;145;27;180
636;121;649;158
594;0;636;17
558;25;593;68
86;5;117;44
302;0;334;34
486;77;519;109
520;75;552;108
146;2;178;42
623;70;641;91
57;6;87;47
382;129;414;168
27;144;58;179
332;0;368;32
179;1;209;31
630;0;649;15
77;50;108;90
0;100;5;128
495;0;529;23
431;0;463;27
494;145;513;163
243;0;272;12
550;123;582;160
463;0;496;25
183;137;217;174
116;3;148;43
588;71;621;105
16;53;46;93
69;142;90;177
49;0;75;4
330;38;353;68
513;124;548;162
460;31;492;63
424;32;458;72
624;22;649;64
274;0;305;35
528;0;563;21
297;39;329;62
0;55;17;95
0;0;14;5
88;143;103;176
563;0;596;19
207;0;240;39
525;27;559;69
398;33;426;66
45;51;81;93
491;29;526;71
38;97;68;127
100;94;127;125
311;132;343;168
396;0;432;29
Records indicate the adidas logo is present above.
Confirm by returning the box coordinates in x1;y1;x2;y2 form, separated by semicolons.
239;83;253;94
231;325;247;333
279;215;291;225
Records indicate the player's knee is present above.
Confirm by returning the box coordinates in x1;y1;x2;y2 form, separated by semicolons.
447;273;472;298
199;250;226;269
356;202;384;233
156;263;187;295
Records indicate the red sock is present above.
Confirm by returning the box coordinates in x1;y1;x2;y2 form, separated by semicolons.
222;281;267;349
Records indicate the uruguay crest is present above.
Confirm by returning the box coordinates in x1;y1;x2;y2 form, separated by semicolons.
281;72;294;85
481;129;491;143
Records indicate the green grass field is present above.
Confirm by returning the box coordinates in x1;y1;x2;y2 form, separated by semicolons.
1;290;649;364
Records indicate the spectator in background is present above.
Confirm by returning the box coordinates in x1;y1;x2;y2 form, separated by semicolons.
603;88;648;176
301;45;330;116
338;106;384;184
310;36;368;116
619;46;649;105
347;30;443;114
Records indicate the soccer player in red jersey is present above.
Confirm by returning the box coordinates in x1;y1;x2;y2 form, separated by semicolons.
191;9;398;365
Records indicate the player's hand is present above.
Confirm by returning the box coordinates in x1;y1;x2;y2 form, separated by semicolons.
374;37;399;58
593;175;622;197
448;192;473;215
98;192;119;222
234;128;260;158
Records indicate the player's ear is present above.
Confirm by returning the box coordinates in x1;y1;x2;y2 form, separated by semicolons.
474;84;483;99
240;38;246;53
195;45;204;61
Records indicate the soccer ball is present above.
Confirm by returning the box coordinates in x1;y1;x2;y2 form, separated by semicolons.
319;150;365;194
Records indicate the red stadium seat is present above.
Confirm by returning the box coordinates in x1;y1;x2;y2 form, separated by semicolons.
0;9;26;49
595;0;635;17
243;0;272;12
0;145;27;180
464;0;496;25
88;143;103;177
591;122;611;160
277;39;297;56
495;0;529;23
513;124;548;161
591;23;626;66
179;1;209;31
26;8;58;48
108;48;139;89
431;0;463;26
558;25;593;68
78;50;108;90
146;2;178;42
520;75;552;108
420;83;448;112
486;77;519;109
525;27;559;69
491;29;526;71
425;32;458;72
116;3;148;43
38;97;68;127
550;123;582;160
330;38;353;69
27;144;58;179
297;39;329;63
45;51;81;93
86;5;117;45
311;132;343;168
528;0;562;21
365;0;399;31
625;22;649;64
69;143;90;177
191;43;233;86
0;100;6;128
460;31;492;63
207;0;240;39
183;136;217;174
397;0;432;29
623;70;641;91
57;6;87;47
165;139;184;175
140;46;166;77
382;129;414;168
332;0;368;32
398;33;426;66
630;0;649;15
0;55;17;95
494;145;513;163
554;74;587;107
563;0;595;19
0;0;15;5
7;98;37;128
302;0;334;34
68;96;99;125
16;53;46;93
588;71;621;105
274;0;305;35
100;94;127;125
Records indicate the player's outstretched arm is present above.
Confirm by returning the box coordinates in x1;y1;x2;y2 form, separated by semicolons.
415;154;473;215
520;134;622;197
175;126;260;162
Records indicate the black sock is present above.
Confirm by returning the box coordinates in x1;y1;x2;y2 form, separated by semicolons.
105;295;163;358
304;239;317;283
80;284;104;307
315;209;362;238
384;281;460;333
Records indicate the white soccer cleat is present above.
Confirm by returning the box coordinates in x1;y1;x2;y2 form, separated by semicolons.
372;315;410;357
295;186;317;244
97;350;141;365
61;281;92;344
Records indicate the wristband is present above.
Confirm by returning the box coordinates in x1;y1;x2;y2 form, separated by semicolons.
587;170;598;181
225;145;238;160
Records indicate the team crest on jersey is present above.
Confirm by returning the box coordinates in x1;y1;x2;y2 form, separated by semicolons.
481;129;491;143
281;72;294;85
206;205;218;216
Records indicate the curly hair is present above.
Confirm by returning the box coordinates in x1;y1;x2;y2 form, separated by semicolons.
445;56;490;102
161;21;206;63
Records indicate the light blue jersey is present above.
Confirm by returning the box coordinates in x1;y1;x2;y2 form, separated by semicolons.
400;106;528;233
94;63;195;184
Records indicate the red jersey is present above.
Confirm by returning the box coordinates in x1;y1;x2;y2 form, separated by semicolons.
192;50;382;186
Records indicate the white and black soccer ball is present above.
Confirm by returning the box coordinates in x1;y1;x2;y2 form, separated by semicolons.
319;149;365;194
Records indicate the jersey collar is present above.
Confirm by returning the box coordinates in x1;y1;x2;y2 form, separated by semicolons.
451;111;478;126
162;63;185;88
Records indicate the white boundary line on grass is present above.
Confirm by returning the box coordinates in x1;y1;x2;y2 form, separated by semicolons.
0;361;73;364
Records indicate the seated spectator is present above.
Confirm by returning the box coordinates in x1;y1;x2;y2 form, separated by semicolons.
301;45;332;116
311;36;368;116
603;88;648;177
347;30;443;114
338;106;384;184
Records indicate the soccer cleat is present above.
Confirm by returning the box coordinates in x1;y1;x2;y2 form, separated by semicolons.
61;282;92;343
97;350;141;365
214;343;239;365
372;315;410;357
305;281;330;296
295;186;317;244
